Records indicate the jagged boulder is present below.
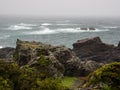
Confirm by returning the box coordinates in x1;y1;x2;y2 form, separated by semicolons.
14;39;83;77
78;60;103;76
0;47;15;61
81;28;88;30
89;27;95;30
51;46;81;76
12;37;120;77
73;37;115;63
13;39;64;77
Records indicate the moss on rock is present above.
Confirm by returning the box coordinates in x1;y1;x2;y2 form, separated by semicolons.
83;62;120;90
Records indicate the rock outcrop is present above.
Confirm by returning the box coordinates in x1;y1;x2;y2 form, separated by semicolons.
1;36;120;77
89;27;95;30
0;47;15;61
14;39;82;77
81;28;88;30
14;37;115;76
73;37;120;63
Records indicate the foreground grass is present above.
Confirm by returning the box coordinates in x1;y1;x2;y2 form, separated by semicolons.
61;77;78;88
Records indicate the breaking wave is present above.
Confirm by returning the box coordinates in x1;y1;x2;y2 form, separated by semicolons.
0;35;10;39
18;23;37;26
41;23;52;26
7;23;36;30
56;28;109;33
27;28;57;35
103;26;118;29
56;24;77;26
0;46;3;49
25;27;109;35
8;25;32;30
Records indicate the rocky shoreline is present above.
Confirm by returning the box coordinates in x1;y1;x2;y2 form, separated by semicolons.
1;37;120;76
0;36;120;89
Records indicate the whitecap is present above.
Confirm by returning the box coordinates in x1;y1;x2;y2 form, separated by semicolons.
56;24;77;26
41;23;52;26
56;28;109;33
0;35;10;39
8;25;32;30
26;28;57;35
0;46;3;49
56;28;80;33
18;23;37;26
103;26;118;29
24;27;109;35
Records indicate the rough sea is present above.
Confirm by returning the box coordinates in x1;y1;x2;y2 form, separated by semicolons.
0;16;120;48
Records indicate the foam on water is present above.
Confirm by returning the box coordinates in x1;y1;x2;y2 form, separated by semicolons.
25;27;109;35
41;23;52;26
56;28;109;33
19;23;37;26
103;26;118;29
27;28;57;35
0;35;10;39
56;24;77;26
8;25;32;30
0;46;3;49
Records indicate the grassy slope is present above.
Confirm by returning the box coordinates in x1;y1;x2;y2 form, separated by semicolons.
61;77;78;88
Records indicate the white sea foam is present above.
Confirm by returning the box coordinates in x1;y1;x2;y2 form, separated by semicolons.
25;27;109;35
56;28;109;33
27;28;57;35
0;46;3;49
0;35;10;39
18;23;37;26
41;23;52;26
57;28;80;33
103;26;118;29
7;23;37;30
8;25;32;30
56;24;77;26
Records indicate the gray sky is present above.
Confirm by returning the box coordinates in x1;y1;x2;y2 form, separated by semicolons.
0;0;120;17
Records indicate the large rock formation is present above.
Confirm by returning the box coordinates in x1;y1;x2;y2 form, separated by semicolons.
14;39;82;77
14;37;109;76
1;36;120;77
73;37;117;63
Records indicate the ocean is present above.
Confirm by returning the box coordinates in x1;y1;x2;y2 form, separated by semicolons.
0;16;120;48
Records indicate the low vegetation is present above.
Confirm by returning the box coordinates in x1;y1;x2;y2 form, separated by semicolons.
61;77;77;88
83;62;120;90
0;60;68;90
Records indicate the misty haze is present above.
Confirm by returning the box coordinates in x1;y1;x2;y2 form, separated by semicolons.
0;0;120;90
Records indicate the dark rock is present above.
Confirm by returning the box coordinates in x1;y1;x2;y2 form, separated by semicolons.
0;47;15;61
3;36;120;77
14;38;115;77
89;27;95;30
72;37;120;63
14;39;83;77
79;60;103;76
51;46;81;76
81;28;88;30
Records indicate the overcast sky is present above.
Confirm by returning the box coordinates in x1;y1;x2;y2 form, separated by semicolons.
0;0;120;17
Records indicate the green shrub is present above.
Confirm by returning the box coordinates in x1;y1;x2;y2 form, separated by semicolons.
102;84;112;90
0;60;67;90
61;77;77;88
0;76;13;90
13;51;19;61
83;62;120;90
38;55;52;67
